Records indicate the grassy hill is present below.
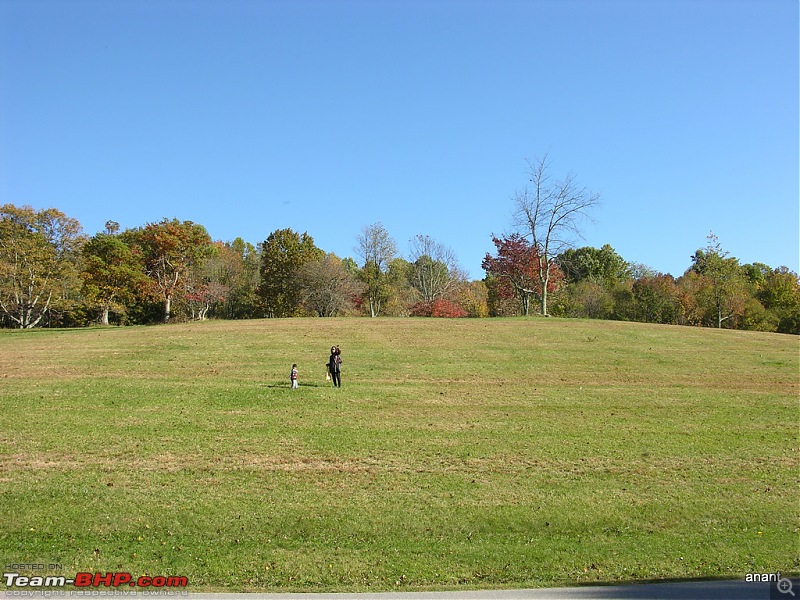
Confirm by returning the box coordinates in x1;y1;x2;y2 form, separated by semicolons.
0;317;797;592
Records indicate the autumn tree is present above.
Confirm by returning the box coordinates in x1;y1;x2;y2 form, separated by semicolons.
667;271;705;327
0;204;85;328
180;243;229;320
556;281;615;320
758;267;800;334
690;232;747;328
81;232;149;325
484;273;520;317
409;298;469;318
457;280;489;318
186;280;229;321
631;275;683;324
482;234;562;316
512;156;599;316
204;239;260;320
379;257;415;316
257;228;323;318
298;253;363;317
355;222;397;317
123;218;213;323
407;234;466;305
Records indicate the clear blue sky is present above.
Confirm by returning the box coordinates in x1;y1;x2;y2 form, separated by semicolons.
1;0;797;279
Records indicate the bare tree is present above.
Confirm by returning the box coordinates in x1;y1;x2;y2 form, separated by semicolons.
407;234;466;303
355;222;397;317
513;156;600;316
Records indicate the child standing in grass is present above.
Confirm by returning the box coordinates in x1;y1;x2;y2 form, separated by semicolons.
290;364;298;389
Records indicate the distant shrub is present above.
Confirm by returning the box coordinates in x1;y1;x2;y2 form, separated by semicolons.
411;299;469;318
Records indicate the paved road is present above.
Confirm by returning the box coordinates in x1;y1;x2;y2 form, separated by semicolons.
189;578;796;600
4;579;796;599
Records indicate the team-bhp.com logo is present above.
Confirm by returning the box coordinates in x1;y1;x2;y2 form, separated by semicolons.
4;572;188;589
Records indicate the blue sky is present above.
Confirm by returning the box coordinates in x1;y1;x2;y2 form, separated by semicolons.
1;0;797;279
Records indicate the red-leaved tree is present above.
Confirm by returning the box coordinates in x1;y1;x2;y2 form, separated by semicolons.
482;234;563;316
186;281;229;321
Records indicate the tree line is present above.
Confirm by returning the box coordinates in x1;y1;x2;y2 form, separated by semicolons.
1;202;796;334
1;160;797;333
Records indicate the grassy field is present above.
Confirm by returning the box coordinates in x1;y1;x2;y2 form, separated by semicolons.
0;317;797;592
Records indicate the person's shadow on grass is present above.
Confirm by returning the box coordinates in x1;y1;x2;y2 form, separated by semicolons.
264;382;328;389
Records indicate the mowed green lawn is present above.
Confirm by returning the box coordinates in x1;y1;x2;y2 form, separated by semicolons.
0;317;797;592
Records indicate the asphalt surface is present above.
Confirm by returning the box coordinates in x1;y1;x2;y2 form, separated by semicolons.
4;579;797;599
188;578;795;600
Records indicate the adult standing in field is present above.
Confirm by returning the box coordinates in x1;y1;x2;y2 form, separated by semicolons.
328;345;342;387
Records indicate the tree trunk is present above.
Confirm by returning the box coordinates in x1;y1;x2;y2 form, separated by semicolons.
101;304;110;326
369;292;380;317
541;286;548;317
164;294;172;323
519;290;529;316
